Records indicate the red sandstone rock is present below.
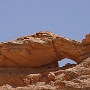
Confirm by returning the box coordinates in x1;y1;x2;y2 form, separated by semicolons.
0;58;90;89
0;31;90;90
0;31;90;67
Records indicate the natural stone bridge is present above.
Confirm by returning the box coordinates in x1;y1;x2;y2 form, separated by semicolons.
0;31;90;67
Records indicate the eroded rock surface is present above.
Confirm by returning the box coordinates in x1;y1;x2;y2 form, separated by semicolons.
0;58;90;90
0;31;90;67
0;31;90;90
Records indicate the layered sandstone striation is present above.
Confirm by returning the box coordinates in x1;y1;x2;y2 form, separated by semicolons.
0;31;90;90
0;31;90;67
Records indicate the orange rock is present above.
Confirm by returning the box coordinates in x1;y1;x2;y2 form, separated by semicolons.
0;31;90;89
0;31;90;67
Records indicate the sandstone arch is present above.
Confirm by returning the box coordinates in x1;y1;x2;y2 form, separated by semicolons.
0;31;90;67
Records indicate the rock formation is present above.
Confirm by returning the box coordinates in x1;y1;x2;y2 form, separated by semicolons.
0;31;90;90
0;31;90;67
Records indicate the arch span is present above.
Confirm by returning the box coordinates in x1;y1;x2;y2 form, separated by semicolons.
0;31;90;67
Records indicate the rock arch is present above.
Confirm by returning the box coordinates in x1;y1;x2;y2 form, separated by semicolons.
0;31;90;67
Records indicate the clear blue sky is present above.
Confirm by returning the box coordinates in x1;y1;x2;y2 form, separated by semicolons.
0;0;90;66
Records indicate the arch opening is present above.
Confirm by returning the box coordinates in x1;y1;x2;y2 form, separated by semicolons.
58;58;77;67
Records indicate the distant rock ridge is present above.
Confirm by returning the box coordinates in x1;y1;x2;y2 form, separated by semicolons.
0;31;90;67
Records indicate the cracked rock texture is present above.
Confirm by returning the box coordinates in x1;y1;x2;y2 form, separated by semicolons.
0;31;90;90
0;57;90;89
